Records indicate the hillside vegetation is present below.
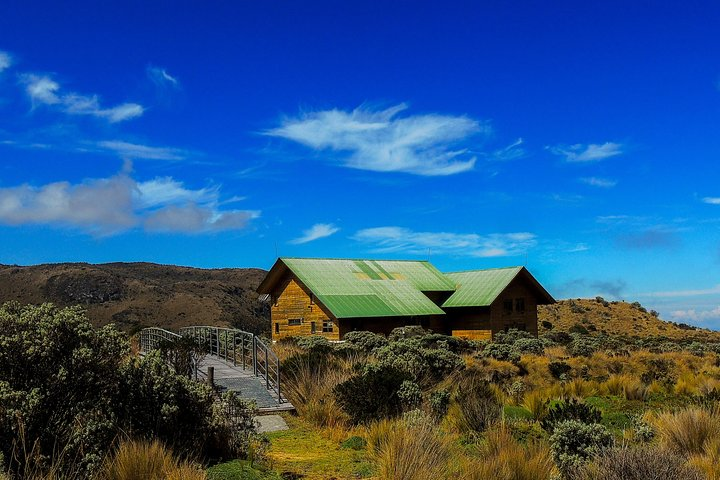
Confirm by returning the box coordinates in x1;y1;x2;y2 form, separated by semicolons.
539;298;720;342
0;262;269;334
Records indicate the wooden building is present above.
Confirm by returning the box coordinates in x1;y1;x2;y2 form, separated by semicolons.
256;258;554;342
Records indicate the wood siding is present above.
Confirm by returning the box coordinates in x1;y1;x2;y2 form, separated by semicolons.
270;276;339;341
489;276;538;338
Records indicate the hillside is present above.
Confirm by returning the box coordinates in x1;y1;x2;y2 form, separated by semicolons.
0;262;270;334
538;297;720;342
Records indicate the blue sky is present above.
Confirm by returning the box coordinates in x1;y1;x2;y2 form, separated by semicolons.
1;1;719;327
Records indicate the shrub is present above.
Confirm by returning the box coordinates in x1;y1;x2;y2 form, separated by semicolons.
541;399;602;433
573;445;703;480
569;323;589;335
549;420;613;475
542;320;554;330
157;336;206;378
544;331;573;345
479;342;520;363
334;364;410;424
655;407;720;456
374;339;464;383
494;328;535;344
514;338;545;355
342;330;388;351
568;337;597;357
451;372;503;434
295;335;332;354
388;326;429;341
549;361;572;379
397;380;423;410
429;389;451;421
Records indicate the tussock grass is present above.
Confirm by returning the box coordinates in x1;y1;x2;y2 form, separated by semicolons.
460;426;555;480
101;439;205;480
368;419;452;480
655;407;720;456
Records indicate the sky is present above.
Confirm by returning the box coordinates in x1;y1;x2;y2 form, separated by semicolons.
1;1;719;328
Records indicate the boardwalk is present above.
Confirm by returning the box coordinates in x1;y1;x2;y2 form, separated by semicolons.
139;326;294;413
197;354;294;412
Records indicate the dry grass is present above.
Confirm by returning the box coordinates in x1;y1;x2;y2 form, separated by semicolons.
655;407;720;456
101;439;206;480
574;445;704;480
689;436;720;480
368;419;452;480
460;426;555;480
522;390;549;421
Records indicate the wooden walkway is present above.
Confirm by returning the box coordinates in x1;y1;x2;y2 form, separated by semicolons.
197;354;294;413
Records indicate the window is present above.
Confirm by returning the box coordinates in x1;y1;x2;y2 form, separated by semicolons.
288;318;302;326
503;299;513;314
323;320;334;332
311;322;317;334
515;298;526;314
275;323;279;334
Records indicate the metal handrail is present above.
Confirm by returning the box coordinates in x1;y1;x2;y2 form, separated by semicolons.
179;326;282;403
138;327;182;353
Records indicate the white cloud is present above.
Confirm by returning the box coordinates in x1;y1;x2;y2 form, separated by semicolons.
637;284;720;298
97;140;187;160
670;306;720;323
265;103;486;176
20;74;144;123
353;226;536;257
702;197;720;205
147;66;179;87
289;223;340;244
0;169;258;235
0;51;11;72
580;177;618;188
548;142;623;162
144;205;258;234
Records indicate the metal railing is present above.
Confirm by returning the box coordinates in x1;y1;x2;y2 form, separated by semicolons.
138;326;182;352
179;326;282;404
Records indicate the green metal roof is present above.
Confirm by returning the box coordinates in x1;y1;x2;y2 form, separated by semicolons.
441;267;524;308
280;258;453;318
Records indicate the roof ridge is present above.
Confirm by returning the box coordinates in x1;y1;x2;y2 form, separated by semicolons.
280;257;434;264
444;266;523;274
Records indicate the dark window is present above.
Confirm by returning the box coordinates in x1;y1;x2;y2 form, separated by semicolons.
311;322;317;334
515;298;526;314
503;299;513;313
323;320;334;332
275;323;279;334
288;318;302;326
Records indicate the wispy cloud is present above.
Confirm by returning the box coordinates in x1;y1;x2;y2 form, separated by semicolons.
353;226;536;257
0;51;12;73
20;74;144;123
548;142;623;162
0;167;258;235
580;177;617;188
702;197;720;205
289;223;340;244
97;140;187;160
146;66;179;87
265;103;487;176
616;228;679;249
670;306;720;323
637;284;720;298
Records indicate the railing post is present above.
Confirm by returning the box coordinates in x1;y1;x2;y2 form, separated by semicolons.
265;345;270;390
242;335;246;369
277;357;281;403
253;336;258;377
232;332;236;366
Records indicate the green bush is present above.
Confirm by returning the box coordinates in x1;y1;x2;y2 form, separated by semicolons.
397;380;423;410
334;363;410;424
342;330;388;351
541;398;602;433
0;302;257;478
548;361;572;379
479;342;520;363
429;389;451;421
388;325;429;341
513;337;545;355
295;335;332;354
494;328;535;344
549;420;613;475
374;338;464;383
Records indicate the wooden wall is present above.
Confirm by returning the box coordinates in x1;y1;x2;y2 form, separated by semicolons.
489;276;538;337
270;276;339;341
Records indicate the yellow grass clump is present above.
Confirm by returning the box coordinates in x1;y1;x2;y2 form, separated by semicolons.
655;407;720;456
460;426;555;480
101;439;206;480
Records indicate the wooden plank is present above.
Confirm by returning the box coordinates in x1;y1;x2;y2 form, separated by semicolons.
271;276;339;341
